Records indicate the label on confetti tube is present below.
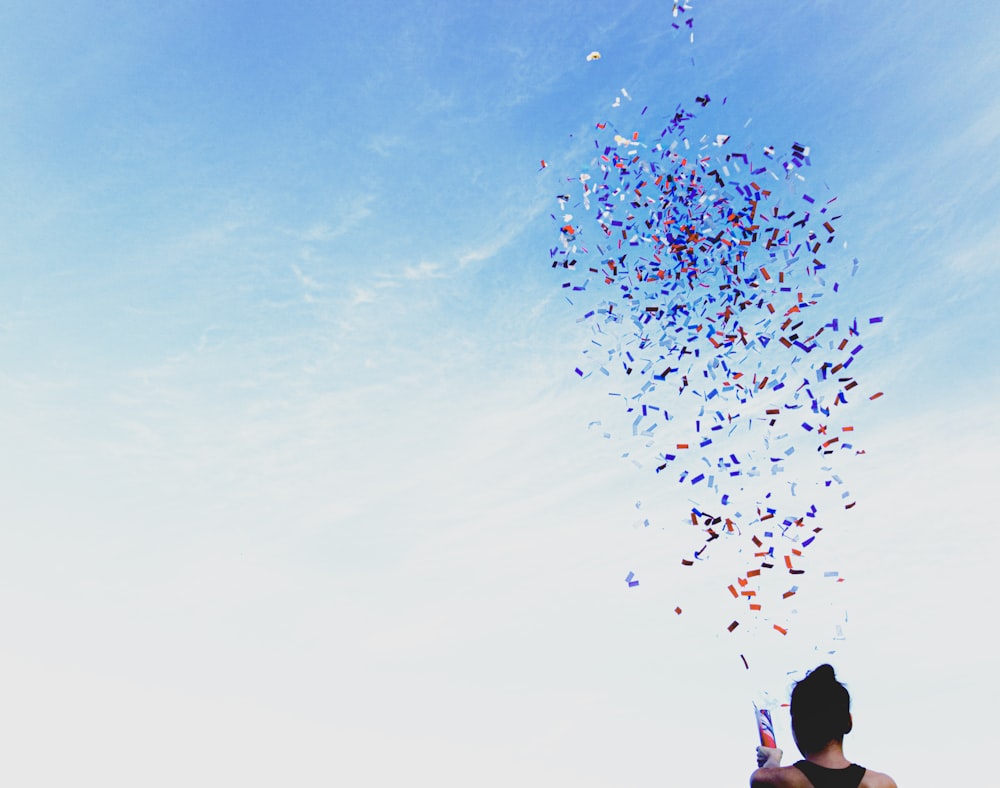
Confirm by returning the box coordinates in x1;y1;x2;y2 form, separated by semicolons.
755;704;777;748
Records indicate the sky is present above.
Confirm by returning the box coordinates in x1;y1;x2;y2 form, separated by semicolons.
1;1;998;785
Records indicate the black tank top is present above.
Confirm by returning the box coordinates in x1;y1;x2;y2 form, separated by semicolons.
793;760;867;788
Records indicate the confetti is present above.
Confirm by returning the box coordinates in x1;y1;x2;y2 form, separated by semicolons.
671;1;696;42
548;91;884;638
586;51;602;61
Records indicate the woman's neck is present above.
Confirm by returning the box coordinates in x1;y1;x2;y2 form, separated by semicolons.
805;740;851;769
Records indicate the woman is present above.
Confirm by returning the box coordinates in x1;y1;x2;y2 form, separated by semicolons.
750;664;897;788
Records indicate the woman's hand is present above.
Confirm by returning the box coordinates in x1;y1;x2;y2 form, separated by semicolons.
756;746;783;768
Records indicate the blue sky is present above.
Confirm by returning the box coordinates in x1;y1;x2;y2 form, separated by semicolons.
1;2;998;785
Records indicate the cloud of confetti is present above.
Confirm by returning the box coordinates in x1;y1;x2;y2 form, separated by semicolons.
548;94;883;638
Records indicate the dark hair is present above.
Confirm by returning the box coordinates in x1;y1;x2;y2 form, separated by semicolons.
790;664;852;755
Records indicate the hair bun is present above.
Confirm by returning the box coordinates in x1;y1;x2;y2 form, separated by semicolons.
810;664;837;682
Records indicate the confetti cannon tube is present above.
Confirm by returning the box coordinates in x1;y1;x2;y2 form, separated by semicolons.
754;704;777;749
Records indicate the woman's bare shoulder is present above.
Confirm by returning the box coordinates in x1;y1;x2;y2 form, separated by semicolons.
860;769;897;788
749;765;812;788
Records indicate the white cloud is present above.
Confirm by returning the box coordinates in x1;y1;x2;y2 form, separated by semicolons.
944;225;1000;274
294;193;376;242
373;272;400;289
457;198;547;267
195;325;226;352
402;261;446;280
365;133;405;157
955;95;1000;151
350;287;376;305
290;263;322;290
458;238;507;267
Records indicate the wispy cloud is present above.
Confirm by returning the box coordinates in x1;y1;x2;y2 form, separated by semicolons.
944;225;1000;275
457;197;549;267
365;133;406;157
955;94;1000;152
195;325;227;352
458;237;510;267
350;287;376;305
290;263;323;291
293;193;376;242
402;261;446;280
